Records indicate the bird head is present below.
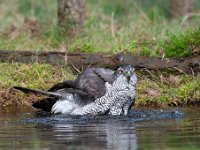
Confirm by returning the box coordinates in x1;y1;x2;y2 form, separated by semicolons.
115;65;137;85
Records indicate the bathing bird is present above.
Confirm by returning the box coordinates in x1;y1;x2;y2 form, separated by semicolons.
14;65;137;115
47;67;115;99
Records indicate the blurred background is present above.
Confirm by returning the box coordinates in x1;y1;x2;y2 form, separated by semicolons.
0;0;200;57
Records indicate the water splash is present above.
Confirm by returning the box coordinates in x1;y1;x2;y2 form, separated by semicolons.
20;109;184;126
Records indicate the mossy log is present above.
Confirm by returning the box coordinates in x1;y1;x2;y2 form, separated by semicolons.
0;50;199;74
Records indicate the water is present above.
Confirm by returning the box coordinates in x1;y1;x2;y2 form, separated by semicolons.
0;107;199;150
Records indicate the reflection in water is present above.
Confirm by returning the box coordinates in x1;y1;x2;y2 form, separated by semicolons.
52;119;137;150
1;107;200;150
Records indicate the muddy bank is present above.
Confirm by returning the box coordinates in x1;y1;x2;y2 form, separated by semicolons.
0;89;39;107
0;50;200;74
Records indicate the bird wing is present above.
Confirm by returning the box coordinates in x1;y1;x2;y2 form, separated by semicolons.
74;68;115;99
48;68;115;99
32;97;58;112
62;89;88;96
94;68;115;83
48;80;75;92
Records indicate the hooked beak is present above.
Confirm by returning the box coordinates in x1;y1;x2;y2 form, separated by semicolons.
126;75;131;82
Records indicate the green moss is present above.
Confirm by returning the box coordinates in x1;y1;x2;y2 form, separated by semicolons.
159;27;200;58
0;63;75;89
136;75;200;106
175;78;200;102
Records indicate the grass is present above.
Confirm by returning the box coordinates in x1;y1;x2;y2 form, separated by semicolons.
160;27;200;57
0;63;75;106
0;62;199;107
136;73;200;106
0;63;75;89
0;0;199;57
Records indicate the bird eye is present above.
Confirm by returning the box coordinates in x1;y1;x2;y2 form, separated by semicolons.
119;70;123;74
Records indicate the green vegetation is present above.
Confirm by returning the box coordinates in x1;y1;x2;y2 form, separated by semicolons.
0;63;75;106
0;0;200;57
0;63;74;89
136;73;200;106
161;27;200;57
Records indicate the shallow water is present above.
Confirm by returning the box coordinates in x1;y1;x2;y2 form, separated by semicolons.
0;107;199;150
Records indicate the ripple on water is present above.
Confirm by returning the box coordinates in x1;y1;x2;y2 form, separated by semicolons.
2;108;200;150
19;109;184;125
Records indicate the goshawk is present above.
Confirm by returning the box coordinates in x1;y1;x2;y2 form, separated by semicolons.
14;65;137;116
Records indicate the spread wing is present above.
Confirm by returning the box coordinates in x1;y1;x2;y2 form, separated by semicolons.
48;80;75;92
13;67;116;112
46;68;115;99
33;97;58;112
75;68;115;98
94;68;115;83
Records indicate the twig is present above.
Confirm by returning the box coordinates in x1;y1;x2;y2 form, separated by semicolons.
190;67;195;80
70;64;81;74
181;13;200;25
173;67;188;76
110;11;116;38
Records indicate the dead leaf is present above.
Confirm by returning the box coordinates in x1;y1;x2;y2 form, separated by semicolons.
168;75;182;86
144;89;160;98
161;75;182;86
192;46;200;56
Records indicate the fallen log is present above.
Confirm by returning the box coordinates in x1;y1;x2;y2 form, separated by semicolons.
0;50;199;74
0;50;67;65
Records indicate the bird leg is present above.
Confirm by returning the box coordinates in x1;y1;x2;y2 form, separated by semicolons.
122;98;135;115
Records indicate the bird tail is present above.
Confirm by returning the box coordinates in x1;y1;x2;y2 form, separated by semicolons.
13;86;62;97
